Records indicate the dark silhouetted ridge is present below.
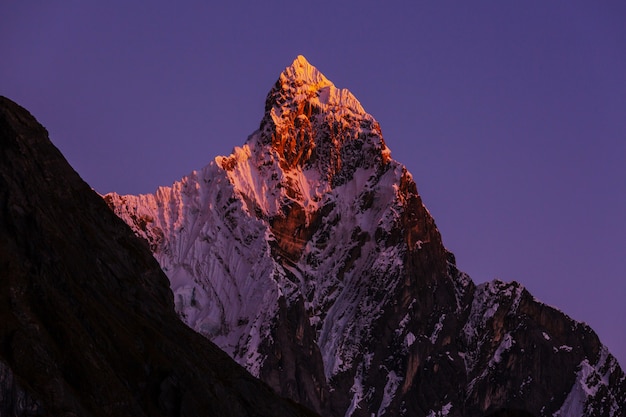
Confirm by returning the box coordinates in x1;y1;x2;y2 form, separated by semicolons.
0;95;319;417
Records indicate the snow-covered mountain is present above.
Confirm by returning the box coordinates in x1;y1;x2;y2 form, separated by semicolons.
106;56;625;417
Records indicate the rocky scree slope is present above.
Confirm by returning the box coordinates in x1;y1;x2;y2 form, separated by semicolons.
0;95;320;417
106;56;626;417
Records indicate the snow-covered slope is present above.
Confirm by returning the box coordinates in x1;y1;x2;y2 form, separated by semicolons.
106;56;625;417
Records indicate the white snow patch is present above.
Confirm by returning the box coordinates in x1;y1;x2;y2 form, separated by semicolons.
426;402;453;417
396;313;410;335
344;357;369;417
377;370;402;416
430;314;445;344
405;332;416;348
491;333;514;365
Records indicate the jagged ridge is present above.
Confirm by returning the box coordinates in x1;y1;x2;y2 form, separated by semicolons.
107;56;626;417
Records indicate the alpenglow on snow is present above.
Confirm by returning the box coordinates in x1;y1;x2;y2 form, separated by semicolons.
106;56;626;417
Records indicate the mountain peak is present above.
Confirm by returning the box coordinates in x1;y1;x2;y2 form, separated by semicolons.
263;56;367;124
281;55;333;90
251;56;388;178
104;57;626;417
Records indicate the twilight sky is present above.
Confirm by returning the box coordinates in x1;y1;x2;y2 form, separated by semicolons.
2;2;625;367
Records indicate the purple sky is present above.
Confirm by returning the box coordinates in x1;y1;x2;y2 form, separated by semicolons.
2;2;625;367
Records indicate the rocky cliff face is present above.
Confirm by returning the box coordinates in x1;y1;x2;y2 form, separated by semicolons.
0;95;319;417
106;56;626;417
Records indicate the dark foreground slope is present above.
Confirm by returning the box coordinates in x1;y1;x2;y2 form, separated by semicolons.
0;96;319;417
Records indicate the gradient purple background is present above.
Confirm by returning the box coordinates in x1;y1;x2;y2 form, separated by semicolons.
2;2;624;367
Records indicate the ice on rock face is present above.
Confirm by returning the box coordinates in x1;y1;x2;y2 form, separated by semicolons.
554;346;624;417
429;314;445;344
462;280;524;348
377;370;403;416
491;332;514;365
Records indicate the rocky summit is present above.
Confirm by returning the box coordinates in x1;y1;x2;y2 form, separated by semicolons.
106;56;626;417
0;96;319;417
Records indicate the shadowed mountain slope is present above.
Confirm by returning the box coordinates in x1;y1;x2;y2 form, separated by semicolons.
0;95;319;417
